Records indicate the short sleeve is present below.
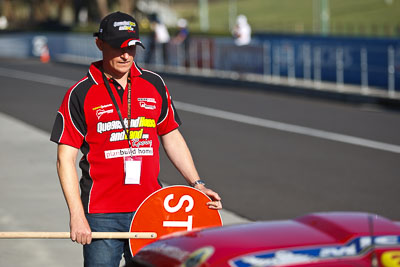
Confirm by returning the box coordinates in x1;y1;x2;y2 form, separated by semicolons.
50;81;88;148
157;85;181;136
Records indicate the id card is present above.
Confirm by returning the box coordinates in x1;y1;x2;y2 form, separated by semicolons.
124;156;142;184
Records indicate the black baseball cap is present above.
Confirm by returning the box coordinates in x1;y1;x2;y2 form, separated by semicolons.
93;11;145;49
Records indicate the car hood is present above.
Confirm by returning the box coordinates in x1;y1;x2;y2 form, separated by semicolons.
134;212;400;266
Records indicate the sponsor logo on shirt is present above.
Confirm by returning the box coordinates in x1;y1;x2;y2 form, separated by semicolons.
93;104;114;119
105;147;153;159
139;102;156;110
93;104;113;110
96;108;114;119
137;98;156;103
138;98;156;110
96;117;156;143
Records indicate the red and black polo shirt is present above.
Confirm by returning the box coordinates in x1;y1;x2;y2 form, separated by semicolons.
50;60;181;213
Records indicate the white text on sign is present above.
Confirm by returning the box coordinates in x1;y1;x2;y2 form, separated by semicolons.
163;194;194;231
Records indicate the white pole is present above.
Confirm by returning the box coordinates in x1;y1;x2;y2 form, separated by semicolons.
273;44;281;82
190;40;197;69
288;45;296;84
336;46;344;90
263;42;271;81
360;47;369;94
176;43;185;72
155;43;161;66
313;0;320;34
321;0;330;36
313;46;322;88
388;46;395;97
303;44;312;82
229;0;237;31
199;0;209;32
202;39;210;72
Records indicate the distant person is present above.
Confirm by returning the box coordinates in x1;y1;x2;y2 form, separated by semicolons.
0;15;8;30
172;18;190;67
144;13;156;64
232;14;251;46
145;13;170;65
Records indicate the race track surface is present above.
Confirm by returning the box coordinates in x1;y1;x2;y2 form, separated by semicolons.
1;58;399;223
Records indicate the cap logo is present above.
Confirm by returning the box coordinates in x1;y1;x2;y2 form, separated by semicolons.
94;12;145;49
113;20;136;32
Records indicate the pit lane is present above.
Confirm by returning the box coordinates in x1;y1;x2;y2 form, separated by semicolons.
0;57;399;265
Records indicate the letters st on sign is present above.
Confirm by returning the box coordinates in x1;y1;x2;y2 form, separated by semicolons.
129;186;223;256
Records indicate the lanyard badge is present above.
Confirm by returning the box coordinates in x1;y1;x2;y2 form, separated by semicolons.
124;155;142;184
103;73;142;185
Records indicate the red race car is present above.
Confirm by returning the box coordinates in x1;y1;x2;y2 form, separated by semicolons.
130;212;400;267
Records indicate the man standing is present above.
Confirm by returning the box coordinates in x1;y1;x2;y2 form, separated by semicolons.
50;11;222;267
145;13;170;65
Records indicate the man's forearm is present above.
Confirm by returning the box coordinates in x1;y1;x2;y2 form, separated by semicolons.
160;130;222;209
56;144;92;244
56;144;84;217
160;129;200;185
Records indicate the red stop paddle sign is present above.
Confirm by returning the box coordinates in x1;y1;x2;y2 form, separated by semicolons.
129;185;223;256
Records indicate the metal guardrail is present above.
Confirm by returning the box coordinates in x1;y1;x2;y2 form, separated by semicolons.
156;37;399;99
0;32;398;100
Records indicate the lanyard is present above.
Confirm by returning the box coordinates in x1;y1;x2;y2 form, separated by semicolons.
102;73;132;148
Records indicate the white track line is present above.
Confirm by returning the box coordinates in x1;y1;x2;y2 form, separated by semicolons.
0;67;73;87
175;102;400;154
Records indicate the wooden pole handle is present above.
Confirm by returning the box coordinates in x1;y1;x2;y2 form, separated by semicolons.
0;232;157;239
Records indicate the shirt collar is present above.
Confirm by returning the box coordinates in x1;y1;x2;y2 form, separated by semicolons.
88;60;142;85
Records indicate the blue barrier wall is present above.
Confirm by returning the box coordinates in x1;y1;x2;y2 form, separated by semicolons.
0;32;399;92
251;34;400;90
